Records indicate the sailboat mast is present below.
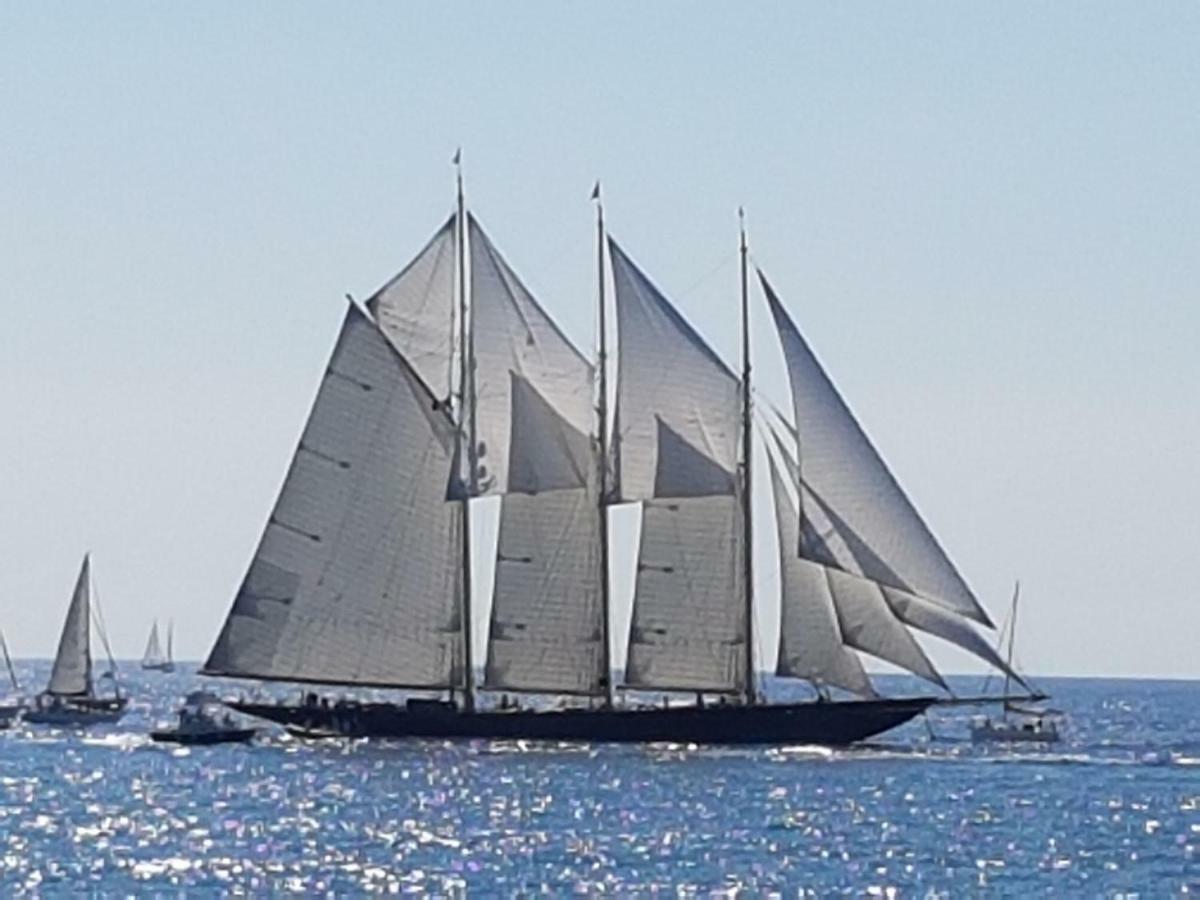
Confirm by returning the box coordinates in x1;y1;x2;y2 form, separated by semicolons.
0;630;18;692
593;185;615;708
455;152;477;713
1005;581;1019;700
739;208;755;705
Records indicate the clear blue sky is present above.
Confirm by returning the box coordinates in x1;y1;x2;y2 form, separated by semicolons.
2;3;1197;677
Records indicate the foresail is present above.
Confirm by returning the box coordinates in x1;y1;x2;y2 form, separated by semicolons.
484;489;605;695
768;454;875;698
468;216;593;496
48;554;92;696
610;239;738;500
882;588;1027;689
366;216;457;402
624;496;746;692
761;272;991;626
203;304;463;688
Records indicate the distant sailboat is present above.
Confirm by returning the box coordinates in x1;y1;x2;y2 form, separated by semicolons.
24;554;128;726
0;629;25;728
142;619;175;673
971;583;1062;744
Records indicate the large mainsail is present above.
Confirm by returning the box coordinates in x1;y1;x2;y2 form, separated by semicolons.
610;239;746;694
760;272;992;627
203;304;464;688
48;555;92;697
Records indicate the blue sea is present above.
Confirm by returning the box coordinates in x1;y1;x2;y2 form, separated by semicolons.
0;666;1196;895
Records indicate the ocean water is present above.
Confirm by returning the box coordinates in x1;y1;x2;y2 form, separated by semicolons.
0;666;1196;895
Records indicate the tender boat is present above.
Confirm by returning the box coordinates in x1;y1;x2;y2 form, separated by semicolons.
24;554;129;727
151;691;257;745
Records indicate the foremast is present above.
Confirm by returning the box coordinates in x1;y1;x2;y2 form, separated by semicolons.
453;151;477;713
593;184;615;708
739;209;755;705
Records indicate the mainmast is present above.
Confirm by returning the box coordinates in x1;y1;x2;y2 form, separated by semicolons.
739;208;755;705
454;150;477;712
593;183;615;708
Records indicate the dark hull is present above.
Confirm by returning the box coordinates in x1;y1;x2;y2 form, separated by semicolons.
151;727;257;746
230;697;937;746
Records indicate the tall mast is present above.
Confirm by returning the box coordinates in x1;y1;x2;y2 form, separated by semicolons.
593;183;615;709
1005;580;1019;704
739;208;755;705
454;150;476;712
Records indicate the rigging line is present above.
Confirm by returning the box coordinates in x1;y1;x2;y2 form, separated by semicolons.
675;251;736;303
88;581;121;688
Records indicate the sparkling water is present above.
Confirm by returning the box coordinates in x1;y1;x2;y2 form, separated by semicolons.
0;666;1196;894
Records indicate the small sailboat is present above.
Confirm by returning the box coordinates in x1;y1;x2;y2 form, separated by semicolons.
141;619;175;673
150;691;256;745
0;630;26;728
24;554;129;726
971;582;1062;744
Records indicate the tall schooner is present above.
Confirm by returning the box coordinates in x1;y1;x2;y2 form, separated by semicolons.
207;168;1037;745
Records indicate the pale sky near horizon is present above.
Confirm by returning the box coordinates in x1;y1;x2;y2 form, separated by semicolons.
1;3;1197;679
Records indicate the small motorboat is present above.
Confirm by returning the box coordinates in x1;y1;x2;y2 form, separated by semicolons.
151;691;257;745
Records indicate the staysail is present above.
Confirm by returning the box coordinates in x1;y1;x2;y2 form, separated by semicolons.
203;303;464;688
485;488;604;694
611;239;746;693
767;452;875;697
48;554;93;697
760;272;991;627
767;421;1017;685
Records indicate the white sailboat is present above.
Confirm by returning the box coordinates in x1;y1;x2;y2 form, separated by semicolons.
204;168;1040;745
0;629;25;728
141;619;175;673
971;583;1062;744
24;554;128;726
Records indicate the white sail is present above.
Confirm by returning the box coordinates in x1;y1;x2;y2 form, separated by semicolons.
624;496;746;693
0;630;18;692
484;488;605;695
203;303;464;688
467;216;593;496
768;453;876;697
761;272;991;626
610;239;739;500
366;216;457;402
882;587;1027;688
143;621;164;665
824;568;946;689
48;554;92;696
